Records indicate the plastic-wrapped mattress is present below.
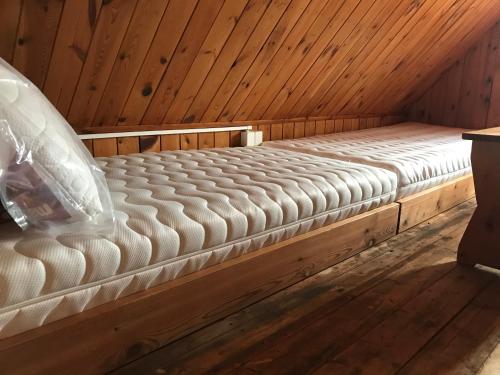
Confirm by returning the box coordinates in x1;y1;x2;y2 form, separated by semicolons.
0;146;397;338
264;123;472;198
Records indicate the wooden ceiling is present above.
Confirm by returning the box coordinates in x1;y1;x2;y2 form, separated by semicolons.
407;21;500;129
0;0;499;129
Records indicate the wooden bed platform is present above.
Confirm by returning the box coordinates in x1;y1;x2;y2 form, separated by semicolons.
0;203;399;374
397;175;475;232
0;176;475;373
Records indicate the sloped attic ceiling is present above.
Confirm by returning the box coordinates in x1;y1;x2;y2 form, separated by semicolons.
0;0;499;129
406;20;499;129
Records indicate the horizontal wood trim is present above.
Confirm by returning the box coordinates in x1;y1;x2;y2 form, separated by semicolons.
0;203;400;374
81;115;406;156
462;127;500;142
398;175;475;232
79;126;253;140
76;114;404;134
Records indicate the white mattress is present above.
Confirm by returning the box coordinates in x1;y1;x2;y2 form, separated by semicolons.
0;147;397;338
264;123;472;198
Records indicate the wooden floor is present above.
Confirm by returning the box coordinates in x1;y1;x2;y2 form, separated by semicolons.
115;199;500;375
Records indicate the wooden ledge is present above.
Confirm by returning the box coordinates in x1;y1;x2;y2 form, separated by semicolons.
462;127;500;142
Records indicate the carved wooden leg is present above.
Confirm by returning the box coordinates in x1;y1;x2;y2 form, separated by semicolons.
457;141;500;269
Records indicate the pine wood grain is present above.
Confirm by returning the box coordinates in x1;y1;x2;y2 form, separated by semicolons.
93;0;170;126
67;0;138;127
117;136;140;155
43;0;103;116
12;0;64;88
0;0;22;64
2;0;495;131
408;21;500;129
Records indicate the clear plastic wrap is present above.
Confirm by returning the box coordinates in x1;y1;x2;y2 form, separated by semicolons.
0;58;115;235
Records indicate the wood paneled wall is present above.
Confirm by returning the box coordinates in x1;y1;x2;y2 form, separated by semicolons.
83;114;404;156
406;21;500;129
1;0;498;135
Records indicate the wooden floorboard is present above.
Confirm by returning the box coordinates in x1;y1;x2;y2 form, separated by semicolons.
115;199;500;375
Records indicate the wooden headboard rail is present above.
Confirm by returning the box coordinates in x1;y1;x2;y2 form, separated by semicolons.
79;125;252;140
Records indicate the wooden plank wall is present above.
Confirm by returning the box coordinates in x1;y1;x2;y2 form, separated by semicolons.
83;115;405;156
0;0;498;134
406;21;500;129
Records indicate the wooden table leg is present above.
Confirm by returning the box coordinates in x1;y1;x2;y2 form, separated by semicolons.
457;141;500;268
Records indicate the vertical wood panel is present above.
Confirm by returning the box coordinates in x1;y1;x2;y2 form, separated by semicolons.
359;118;368;129
325;119;335;133
93;138;118;157
140;135;161;152
119;0;198;125
214;132;230;148
44;0;103;116
181;133;198;150
67;0;138;127
334;119;343;133
283;122;295;139
118;137;140;155
271;0;392;119
305;120;315;137
229;131;242;147
363;0;497;114
239;0;348;121
270;123;283;140
161;134;181;151
198;132;215;149
0;0;22;63
408;21;500;129
163;0;249;123
315;120;325;135
183;0;278;124
258;124;271;142
442;60;463;127
294;121;305;138
208;0;313;122
219;0;328;122
194;0;292;122
82;139;94;155
93;0;170;126
13;0;64;88
143;0;225;124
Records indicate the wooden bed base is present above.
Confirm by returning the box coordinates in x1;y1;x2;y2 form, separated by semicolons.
0;176;476;373
0;204;399;374
397;174;475;232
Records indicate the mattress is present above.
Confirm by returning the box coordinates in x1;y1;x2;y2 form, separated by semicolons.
0;147;397;338
264;122;472;198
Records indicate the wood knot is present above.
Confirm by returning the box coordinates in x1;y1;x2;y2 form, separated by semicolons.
142;84;153;97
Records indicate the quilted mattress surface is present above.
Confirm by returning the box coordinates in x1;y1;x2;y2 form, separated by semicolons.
264;122;472;197
0;147;396;338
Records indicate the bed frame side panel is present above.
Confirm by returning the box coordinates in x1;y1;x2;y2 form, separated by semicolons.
0;204;399;374
398;174;475;232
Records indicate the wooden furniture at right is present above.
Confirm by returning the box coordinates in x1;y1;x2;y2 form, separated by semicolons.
458;127;500;269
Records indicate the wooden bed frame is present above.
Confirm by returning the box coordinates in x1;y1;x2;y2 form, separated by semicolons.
397;174;475;232
0;176;475;373
0;203;399;374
